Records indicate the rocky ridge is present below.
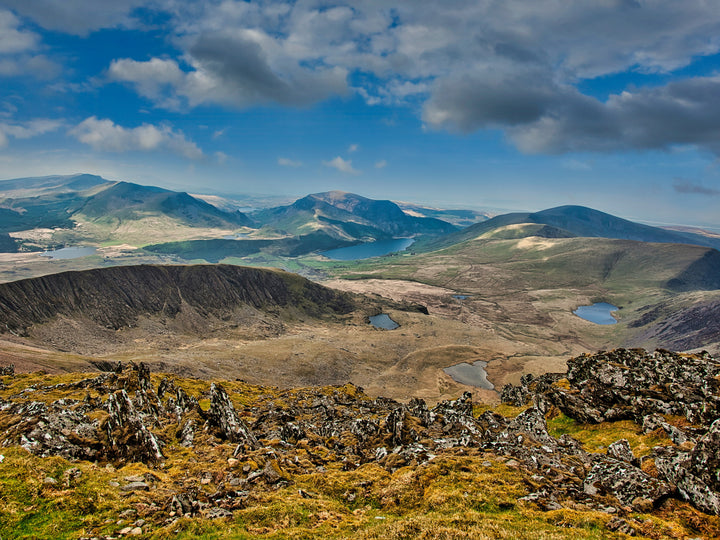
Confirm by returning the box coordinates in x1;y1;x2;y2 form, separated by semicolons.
1;349;719;538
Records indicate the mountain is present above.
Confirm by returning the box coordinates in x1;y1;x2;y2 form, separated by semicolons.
0;173;110;197
0;174;112;234
422;205;720;252
0;264;355;336
77;181;252;229
252;191;457;240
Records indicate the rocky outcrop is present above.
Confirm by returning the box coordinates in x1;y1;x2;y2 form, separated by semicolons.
2;347;719;533
545;349;720;424
502;348;720;516
204;383;258;450
103;389;164;463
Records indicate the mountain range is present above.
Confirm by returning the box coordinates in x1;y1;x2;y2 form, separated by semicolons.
421;205;720;252
250;190;458;240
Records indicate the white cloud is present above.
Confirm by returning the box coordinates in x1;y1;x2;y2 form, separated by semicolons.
91;1;720;155
215;151;228;164
375;159;387;169
348;143;359;153
278;157;302;167
323;156;359;175
0;10;39;53
0;10;61;79
0;118;63;147
70;117;203;159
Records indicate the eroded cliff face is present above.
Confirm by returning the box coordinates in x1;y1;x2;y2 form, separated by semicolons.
0;264;359;335
0;349;719;538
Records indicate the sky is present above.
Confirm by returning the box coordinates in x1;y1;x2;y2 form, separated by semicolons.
1;1;720;229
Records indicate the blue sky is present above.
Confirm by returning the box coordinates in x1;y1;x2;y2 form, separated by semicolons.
1;1;720;228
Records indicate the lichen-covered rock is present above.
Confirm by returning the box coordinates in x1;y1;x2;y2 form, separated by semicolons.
607;439;635;464
583;457;674;508
103;389;164;463
205;383;258;449
655;446;720;516
690;418;720;493
1;399;99;460
0;363;14;376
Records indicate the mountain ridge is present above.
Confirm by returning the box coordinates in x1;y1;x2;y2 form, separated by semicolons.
420;204;720;252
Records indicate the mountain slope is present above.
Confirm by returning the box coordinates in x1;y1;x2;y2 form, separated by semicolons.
253;191;457;240
422;205;720;252
0;264;357;335
77;181;252;228
0;173;110;197
0;174;112;234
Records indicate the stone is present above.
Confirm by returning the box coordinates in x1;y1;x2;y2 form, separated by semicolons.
583;457;673;507
205;383;258;448
121;481;150;492
63;467;82;487
0;364;14;376
104;389;164;463
207;507;233;519
607;439;635;464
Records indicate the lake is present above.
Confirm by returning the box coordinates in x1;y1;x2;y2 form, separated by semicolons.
369;314;399;330
40;246;98;260
443;361;494;390
573;302;619;325
322;238;414;261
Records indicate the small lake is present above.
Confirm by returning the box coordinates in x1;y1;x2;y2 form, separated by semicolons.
573;302;619;325
40;246;97;259
369;314;399;330
222;233;249;239
443;361;494;390
453;295;470;300
322;238;414;261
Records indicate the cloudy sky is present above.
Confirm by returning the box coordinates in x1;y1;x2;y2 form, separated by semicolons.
1;1;720;228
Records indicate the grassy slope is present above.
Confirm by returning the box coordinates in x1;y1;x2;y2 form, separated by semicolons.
330;234;720;353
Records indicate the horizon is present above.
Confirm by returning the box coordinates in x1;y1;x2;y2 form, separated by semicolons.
1;2;719;229
5;170;720;234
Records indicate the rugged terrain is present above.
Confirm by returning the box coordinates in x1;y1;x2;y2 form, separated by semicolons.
1;349;718;538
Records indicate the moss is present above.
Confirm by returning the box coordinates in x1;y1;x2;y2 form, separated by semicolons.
546;413;672;455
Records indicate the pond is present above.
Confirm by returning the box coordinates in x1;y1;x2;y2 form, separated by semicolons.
573;302;619;325
322;238;414;261
369;314;399;330
40;246;98;260
452;295;470;300
443;361;494;390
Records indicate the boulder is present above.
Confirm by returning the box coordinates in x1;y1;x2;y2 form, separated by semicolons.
205;383;258;449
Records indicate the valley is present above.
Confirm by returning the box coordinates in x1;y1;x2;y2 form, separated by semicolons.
1;174;719;408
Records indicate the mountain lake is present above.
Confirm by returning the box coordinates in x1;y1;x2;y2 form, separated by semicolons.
443;361;494;390
573;302;619;325
369;314;399;330
40;246;98;259
321;238;414;260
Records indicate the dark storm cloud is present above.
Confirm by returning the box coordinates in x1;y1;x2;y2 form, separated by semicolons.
189;33;347;107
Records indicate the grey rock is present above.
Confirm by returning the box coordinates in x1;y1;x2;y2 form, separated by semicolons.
121;481;150;492
205;383;258;449
607;439;635;464
583;457;673;508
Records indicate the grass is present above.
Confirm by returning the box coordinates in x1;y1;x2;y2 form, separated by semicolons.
546;413;673;456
